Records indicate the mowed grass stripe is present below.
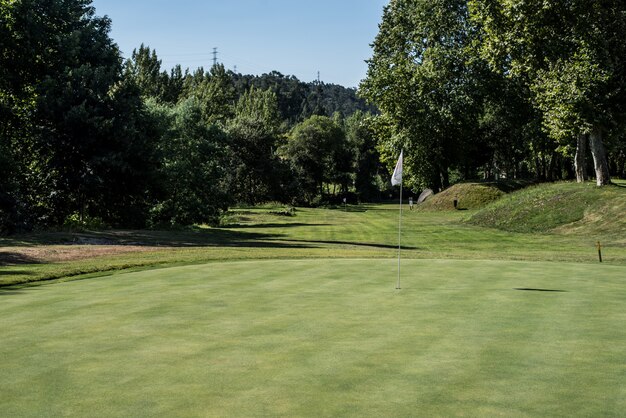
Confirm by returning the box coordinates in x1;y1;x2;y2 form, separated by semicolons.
1;259;625;417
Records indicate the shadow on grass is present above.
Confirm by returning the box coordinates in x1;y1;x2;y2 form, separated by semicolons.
2;222;394;250
325;206;369;213
0;270;34;275
0;290;26;296
223;223;329;229
514;288;567;292
0;251;40;266
0;229;299;248
289;239;418;250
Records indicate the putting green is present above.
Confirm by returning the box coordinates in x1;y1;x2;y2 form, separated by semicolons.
1;259;625;417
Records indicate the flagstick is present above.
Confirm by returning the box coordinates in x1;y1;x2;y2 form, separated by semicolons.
396;182;402;290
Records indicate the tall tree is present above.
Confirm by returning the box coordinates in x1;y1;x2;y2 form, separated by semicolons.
0;0;138;226
193;64;237;124
227;86;283;204
281;115;346;201
361;0;487;191
469;0;626;185
146;97;231;226
31;1;127;224
125;44;166;100
345;111;384;201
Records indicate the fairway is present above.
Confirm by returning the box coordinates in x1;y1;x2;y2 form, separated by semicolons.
2;259;625;417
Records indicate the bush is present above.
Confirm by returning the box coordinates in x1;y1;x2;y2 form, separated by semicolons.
63;213;107;231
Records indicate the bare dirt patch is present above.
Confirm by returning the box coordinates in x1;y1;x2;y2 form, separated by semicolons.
0;245;163;265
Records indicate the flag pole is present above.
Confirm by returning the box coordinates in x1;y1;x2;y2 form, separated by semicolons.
390;149;403;290
397;181;402;290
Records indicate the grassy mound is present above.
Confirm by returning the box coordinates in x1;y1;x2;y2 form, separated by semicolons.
417;180;530;211
468;180;626;234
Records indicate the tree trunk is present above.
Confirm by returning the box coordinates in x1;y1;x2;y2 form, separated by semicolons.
589;128;611;186
574;133;588;183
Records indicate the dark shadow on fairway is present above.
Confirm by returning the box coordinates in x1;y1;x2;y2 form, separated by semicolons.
326;206;369;213
1;228;401;251
0;270;33;275
223;223;329;229
289;239;418;250
1;229;312;249
514;288;567;292
0;289;26;296
0;251;40;266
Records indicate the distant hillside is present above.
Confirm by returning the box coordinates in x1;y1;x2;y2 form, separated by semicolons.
468;181;626;239
232;71;377;125
417;181;530;211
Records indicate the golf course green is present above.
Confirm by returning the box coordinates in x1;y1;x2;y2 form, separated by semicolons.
2;258;625;417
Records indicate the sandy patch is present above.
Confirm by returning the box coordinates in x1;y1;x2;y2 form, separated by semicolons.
0;245;164;265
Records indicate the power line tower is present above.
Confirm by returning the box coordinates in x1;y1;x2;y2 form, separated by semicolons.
212;47;218;67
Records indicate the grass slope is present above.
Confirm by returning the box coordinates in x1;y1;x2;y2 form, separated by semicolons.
469;181;626;238
418;180;530;211
2;259;625;417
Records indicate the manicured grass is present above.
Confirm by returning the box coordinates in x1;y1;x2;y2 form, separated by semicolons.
2;200;625;287
1;259;625;417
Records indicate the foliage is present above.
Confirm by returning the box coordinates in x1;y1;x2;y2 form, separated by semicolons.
360;0;489;192
4;0;626;233
232;71;377;125
63;213;107;231
146;98;231;227
227;86;284;204
344;111;384;201
280;115;348;201
469;0;626;185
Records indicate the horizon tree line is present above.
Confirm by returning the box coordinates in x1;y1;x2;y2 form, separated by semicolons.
1;0;625;234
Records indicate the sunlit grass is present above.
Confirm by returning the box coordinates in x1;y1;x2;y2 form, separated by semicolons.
1;259;625;417
2;197;625;287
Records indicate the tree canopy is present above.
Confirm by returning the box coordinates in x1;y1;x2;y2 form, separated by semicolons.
1;0;625;233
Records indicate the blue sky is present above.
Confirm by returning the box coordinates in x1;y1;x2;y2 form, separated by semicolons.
91;0;389;88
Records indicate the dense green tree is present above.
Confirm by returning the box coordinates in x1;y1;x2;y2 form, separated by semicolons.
469;0;626;185
233;71;309;125
1;0;52;230
227;86;284;204
31;2;127;224
344;111;384;201
147;98;231;226
192;64;237;124
478;74;542;180
125;44;165;100
162;64;184;103
233;72;376;126
281;115;347;201
361;0;487;192
0;0;137;226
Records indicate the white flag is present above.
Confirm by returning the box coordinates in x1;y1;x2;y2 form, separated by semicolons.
391;150;403;186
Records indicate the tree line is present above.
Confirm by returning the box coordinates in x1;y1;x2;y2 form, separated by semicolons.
361;0;626;192
2;0;626;234
0;0;381;233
